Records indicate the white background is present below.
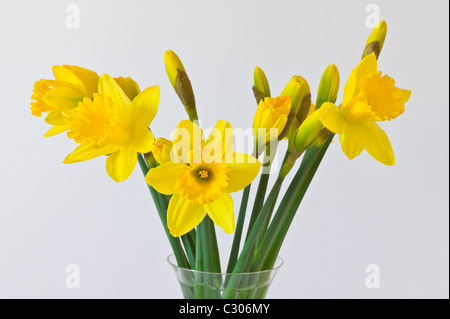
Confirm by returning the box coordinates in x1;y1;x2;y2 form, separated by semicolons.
0;0;448;298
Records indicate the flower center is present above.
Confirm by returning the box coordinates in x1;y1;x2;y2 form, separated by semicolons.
174;162;230;205
198;169;209;179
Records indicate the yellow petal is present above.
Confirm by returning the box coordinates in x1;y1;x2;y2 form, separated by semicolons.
172;120;205;163
204;120;234;163
128;127;155;154
227;152;261;193
63;142;119;163
98;74;132;123
204;193;234;234
400;89;412;104
271;114;288;137
343;53;378;106
362;121;395;166
105;147;137;182
52;65;90;96
44;110;66;125
61;65;99;96
320;102;344;133
43;125;68;137
129;85;159;129
114;76;141;100
339;123;365;160
167;193;206;237
145;162;187;195
42;86;84;110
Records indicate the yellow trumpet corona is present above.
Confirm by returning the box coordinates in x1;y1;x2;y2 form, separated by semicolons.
252;95;292;152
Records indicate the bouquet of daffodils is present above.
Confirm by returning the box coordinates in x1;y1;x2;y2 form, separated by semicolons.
31;21;410;299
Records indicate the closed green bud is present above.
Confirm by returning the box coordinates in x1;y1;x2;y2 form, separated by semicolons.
362;20;387;59
294;109;323;154
316;64;340;109
253;66;271;104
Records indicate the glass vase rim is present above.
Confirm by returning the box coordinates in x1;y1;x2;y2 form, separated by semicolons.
167;253;284;276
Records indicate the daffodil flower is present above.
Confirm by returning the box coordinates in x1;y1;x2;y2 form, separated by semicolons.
63;74;159;182
320;53;411;165
252;95;291;152
31;65;141;137
145;120;262;237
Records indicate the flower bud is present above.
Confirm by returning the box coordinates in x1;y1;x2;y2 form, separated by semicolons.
253;66;271;104
164;50;198;121
281;76;310;115
294;109;323;154
287;103;315;152
279;76;311;142
164;50;186;88
152;137;173;165
316;64;340;109
362;20;387;59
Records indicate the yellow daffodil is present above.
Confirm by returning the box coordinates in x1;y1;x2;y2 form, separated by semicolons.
252;95;291;152
63;74;159;182
31;65;141;137
145;120;261;237
320;53;411;165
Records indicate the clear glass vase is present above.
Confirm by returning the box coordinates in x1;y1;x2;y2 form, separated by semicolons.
167;254;283;299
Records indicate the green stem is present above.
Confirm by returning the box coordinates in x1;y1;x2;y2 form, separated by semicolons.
223;179;284;298
246;155;271;242
194;225;204;299
209;220;221;273
181;234;196;268
199;218;214;298
226;185;251;274
137;155;190;269
254;135;334;272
